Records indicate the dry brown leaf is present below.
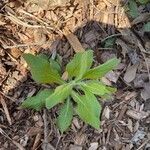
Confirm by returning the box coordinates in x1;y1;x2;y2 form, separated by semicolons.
63;29;84;53
123;63;139;83
105;71;120;83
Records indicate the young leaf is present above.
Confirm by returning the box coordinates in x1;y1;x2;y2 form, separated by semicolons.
66;50;93;80
38;54;61;73
21;89;53;111
83;58;120;79
49;59;61;73
57;98;73;133
103;37;116;48
23;53;63;84
128;0;139;18
80;80;115;96
71;91;101;129
144;22;150;32
46;84;72;109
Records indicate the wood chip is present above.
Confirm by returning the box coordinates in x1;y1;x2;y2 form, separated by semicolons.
32;133;41;150
118;104;128;120
126;109;149;120
88;142;98;150
70;144;82;150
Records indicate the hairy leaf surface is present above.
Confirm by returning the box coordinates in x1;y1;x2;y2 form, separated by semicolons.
72;91;101;129
23;53;63;84
21;89;53;111
83;58;120;79
46;84;72;109
57;98;73;133
66;50;93;79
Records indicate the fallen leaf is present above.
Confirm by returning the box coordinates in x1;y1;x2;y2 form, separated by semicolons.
124;63;139;83
63;29;84;53
105;71;120;83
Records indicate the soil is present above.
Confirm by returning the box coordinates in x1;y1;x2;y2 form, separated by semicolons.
0;0;150;150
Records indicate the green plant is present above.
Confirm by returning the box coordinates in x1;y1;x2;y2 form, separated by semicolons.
21;50;120;133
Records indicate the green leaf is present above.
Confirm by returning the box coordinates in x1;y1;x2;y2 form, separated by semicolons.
128;0;139;18
66;50;93;80
144;22;150;32
137;0;149;4
83;58;120;79
103;37;116;48
80;80;115;96
49;59;61;73
38;53;49;60
72;91;101;129
23;53;63;84
46;84;72;109
21;89;53;111
57;98;73;133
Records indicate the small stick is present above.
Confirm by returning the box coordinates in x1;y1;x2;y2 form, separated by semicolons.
0;95;12;125
42;109;48;150
0;91;16;102
137;139;149;150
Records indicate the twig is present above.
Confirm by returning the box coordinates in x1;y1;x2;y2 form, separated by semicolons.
42;109;48;150
0;91;16;102
0;95;12;125
18;9;51;27
137;139;149;150
5;9;63;36
7;12;53;30
101;33;124;43
2;42;44;49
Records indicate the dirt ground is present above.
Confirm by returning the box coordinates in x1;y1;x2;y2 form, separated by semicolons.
0;0;150;149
